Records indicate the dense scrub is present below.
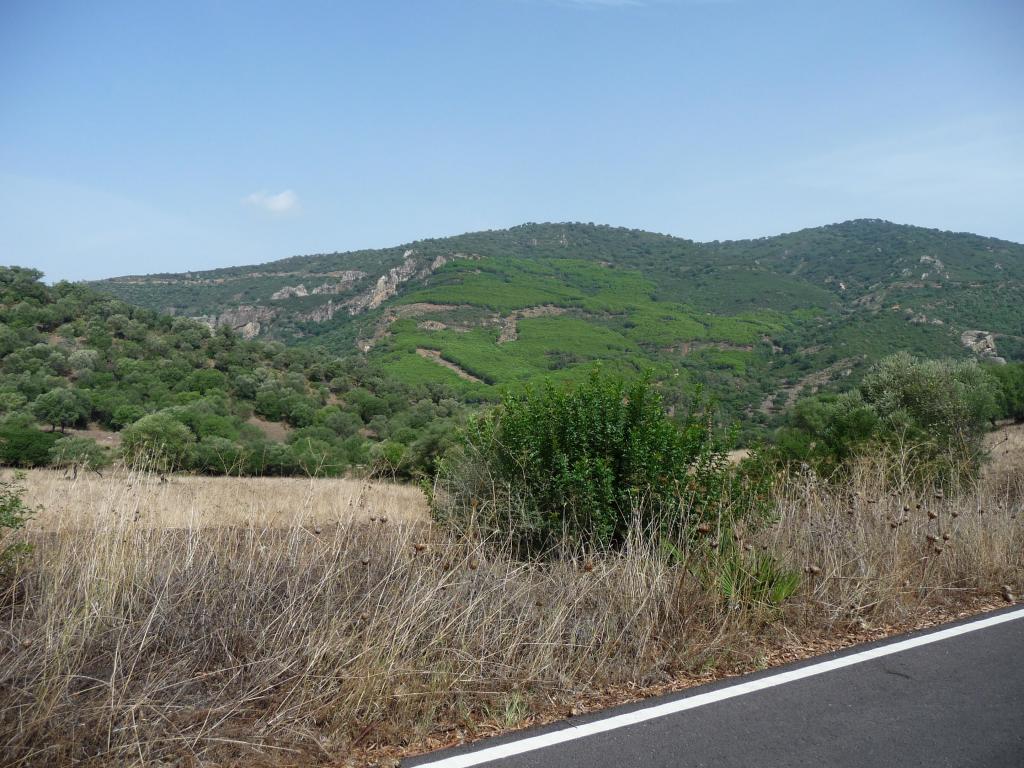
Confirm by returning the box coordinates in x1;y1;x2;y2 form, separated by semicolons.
90;220;1024;430
771;354;1004;482
434;371;771;555
0;267;465;477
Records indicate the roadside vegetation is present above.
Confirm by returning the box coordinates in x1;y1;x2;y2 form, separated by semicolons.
1;366;1021;766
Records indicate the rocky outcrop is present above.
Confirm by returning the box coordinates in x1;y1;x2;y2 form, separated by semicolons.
311;271;366;294
271;284;309;300
193;305;278;339
296;300;345;324
271;271;367;301
918;254;948;281
193;251;475;339
961;330;1006;364
345;251;479;317
351;252;420;314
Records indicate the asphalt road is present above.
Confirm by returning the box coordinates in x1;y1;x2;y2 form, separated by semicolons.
406;606;1024;768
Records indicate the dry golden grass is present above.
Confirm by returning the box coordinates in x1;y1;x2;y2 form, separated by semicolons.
13;468;428;531
0;457;1020;766
984;421;1024;482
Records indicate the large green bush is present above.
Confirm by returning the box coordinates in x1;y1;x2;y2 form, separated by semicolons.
434;371;765;555
49;436;111;474
988;362;1024;423
859;353;998;477
0;419;62;467
775;353;1000;481
121;413;196;471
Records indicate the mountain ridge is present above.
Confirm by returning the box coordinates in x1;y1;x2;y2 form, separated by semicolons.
90;219;1024;429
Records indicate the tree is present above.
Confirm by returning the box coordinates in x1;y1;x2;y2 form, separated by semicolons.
31;388;88;432
121;413;196;471
49;436;110;475
860;353;998;475
777;354;1002;482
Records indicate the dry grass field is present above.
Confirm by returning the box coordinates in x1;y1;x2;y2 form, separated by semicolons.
0;438;1021;767
985;421;1024;483
15;469;428;531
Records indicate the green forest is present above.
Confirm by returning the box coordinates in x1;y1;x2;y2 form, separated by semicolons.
91;220;1024;431
0;267;469;477
5;219;1024;479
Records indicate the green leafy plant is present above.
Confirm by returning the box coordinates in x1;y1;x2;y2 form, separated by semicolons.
716;548;801;610
435;370;765;556
121;413;197;471
0;473;33;574
48;436;111;476
773;353;1001;484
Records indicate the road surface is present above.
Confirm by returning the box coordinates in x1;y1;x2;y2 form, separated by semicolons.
406;606;1024;768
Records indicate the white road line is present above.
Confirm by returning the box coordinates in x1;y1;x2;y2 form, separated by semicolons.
411;606;1024;768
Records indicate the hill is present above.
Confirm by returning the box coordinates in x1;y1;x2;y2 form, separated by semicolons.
91;219;1024;429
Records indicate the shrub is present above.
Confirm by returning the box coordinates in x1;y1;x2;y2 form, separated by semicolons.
773;354;1001;483
48;436;111;474
193;436;244;475
988;362;1024;423
0;420;62;467
31;388;89;432
859;353;999;479
434;370;763;555
774;391;878;477
121;413;196;471
0;474;33;575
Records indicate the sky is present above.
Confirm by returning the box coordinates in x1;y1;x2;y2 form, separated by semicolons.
1;0;1022;282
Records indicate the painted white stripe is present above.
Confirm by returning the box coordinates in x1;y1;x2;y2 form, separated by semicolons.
412;606;1024;768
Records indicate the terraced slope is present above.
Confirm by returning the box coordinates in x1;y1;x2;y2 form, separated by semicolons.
91;220;1024;427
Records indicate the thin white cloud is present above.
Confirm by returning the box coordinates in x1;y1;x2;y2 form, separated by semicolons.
244;189;299;215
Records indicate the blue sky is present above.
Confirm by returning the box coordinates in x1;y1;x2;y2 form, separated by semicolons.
1;0;1022;281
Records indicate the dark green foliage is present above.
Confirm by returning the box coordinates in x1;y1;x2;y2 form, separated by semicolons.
0;267;466;477
0;420;61;467
0;474;33;574
774;392;879;476
48;435;111;473
716;549;801;610
31;388;89;432
121;414;197;471
436;371;763;555
988;363;1024;422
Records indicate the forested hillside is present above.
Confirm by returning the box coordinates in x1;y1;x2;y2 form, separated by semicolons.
91;219;1024;427
0;267;465;476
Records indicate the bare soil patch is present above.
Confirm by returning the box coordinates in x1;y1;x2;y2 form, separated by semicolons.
498;305;569;344
246;414;291;442
65;422;122;448
416;348;484;383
